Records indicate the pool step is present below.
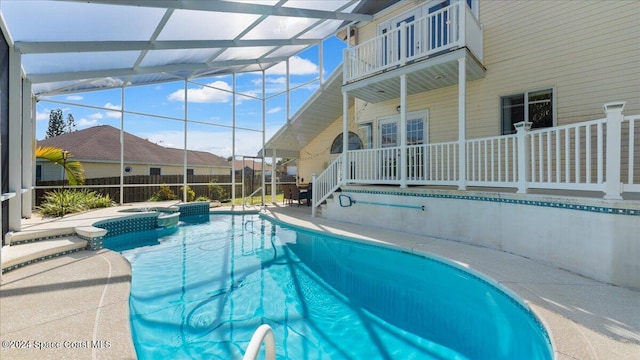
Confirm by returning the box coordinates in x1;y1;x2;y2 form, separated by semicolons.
1;236;88;274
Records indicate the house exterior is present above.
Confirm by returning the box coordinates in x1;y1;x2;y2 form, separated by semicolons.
264;0;640;288
37;125;230;181
230;159;273;177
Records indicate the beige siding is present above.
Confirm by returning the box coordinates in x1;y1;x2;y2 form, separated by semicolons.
298;109;358;182
352;0;639;144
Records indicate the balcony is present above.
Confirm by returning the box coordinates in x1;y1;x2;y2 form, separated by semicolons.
343;1;484;103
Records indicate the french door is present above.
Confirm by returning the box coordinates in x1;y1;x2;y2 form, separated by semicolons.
378;113;428;181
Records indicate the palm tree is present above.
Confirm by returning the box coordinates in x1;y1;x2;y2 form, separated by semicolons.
35;146;86;185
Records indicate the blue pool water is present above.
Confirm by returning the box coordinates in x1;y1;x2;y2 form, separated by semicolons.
106;214;552;359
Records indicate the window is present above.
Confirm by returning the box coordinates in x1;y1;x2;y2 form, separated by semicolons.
501;88;553;135
187;169;194;176
149;167;161;175
36;165;42;181
330;132;363;154
358;123;373;149
407;118;425;145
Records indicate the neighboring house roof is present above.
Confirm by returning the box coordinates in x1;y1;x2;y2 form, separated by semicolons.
37;125;229;168
261;67;353;158
230;159;272;172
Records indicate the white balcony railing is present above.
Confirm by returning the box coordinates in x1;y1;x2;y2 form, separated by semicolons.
344;1;483;83
311;102;638;213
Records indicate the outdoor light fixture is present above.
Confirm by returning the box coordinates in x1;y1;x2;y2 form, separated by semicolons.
61;150;69;189
396;105;401;113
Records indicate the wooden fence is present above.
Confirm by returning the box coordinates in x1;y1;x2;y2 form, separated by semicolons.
36;174;296;205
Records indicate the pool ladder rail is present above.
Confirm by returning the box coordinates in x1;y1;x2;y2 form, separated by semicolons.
243;324;276;360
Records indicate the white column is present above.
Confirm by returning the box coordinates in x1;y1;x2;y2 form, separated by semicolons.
8;48;21;231
457;57;467;190
399;74;407;188
311;173;317;217
603;101;625;200
261;71;266;206
183;79;188;202
515;121;532;194
119;86;124;204
342;91;349;185
231;74;236;203
271;150;277;204
21;80;33;218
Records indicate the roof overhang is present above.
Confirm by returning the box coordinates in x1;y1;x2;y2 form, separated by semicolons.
260;67;353;158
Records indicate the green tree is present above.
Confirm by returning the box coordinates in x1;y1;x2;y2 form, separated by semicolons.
45;108;76;138
66;113;76;132
45;109;66;138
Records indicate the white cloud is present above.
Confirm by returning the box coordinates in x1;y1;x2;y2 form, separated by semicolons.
66;95;83;101
77;118;98;127
88;77;124;88
267;107;282;114
268;56;318;75
36;110;50;121
89;112;104;119
168;81;233;103
104;103;122;118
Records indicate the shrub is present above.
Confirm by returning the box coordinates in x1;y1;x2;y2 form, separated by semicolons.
38;189;114;217
180;186;196;202
208;181;228;201
195;196;210;202
149;185;177;201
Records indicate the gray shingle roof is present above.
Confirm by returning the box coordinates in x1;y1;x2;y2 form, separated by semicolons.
37;125;229;168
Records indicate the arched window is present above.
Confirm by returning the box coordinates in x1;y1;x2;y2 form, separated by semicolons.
330;131;363;154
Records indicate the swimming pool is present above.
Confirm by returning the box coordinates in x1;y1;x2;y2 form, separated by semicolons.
106;213;552;359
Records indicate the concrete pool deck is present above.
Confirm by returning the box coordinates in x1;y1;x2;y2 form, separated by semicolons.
1;203;638;359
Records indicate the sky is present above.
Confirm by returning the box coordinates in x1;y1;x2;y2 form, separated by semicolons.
35;36;347;159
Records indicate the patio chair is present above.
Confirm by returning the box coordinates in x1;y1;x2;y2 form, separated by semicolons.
290;185;308;206
282;184;293;204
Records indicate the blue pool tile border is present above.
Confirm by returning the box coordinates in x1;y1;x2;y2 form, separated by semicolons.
345;189;639;216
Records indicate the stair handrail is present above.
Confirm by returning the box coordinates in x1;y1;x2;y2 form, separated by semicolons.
242;324;275;360
311;153;344;217
242;186;263;210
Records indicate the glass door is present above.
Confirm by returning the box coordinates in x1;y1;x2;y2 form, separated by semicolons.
378;117;399;180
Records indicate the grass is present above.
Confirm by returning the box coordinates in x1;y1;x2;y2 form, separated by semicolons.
232;193;285;206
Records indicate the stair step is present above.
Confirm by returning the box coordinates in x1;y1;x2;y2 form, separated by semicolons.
1;237;88;273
